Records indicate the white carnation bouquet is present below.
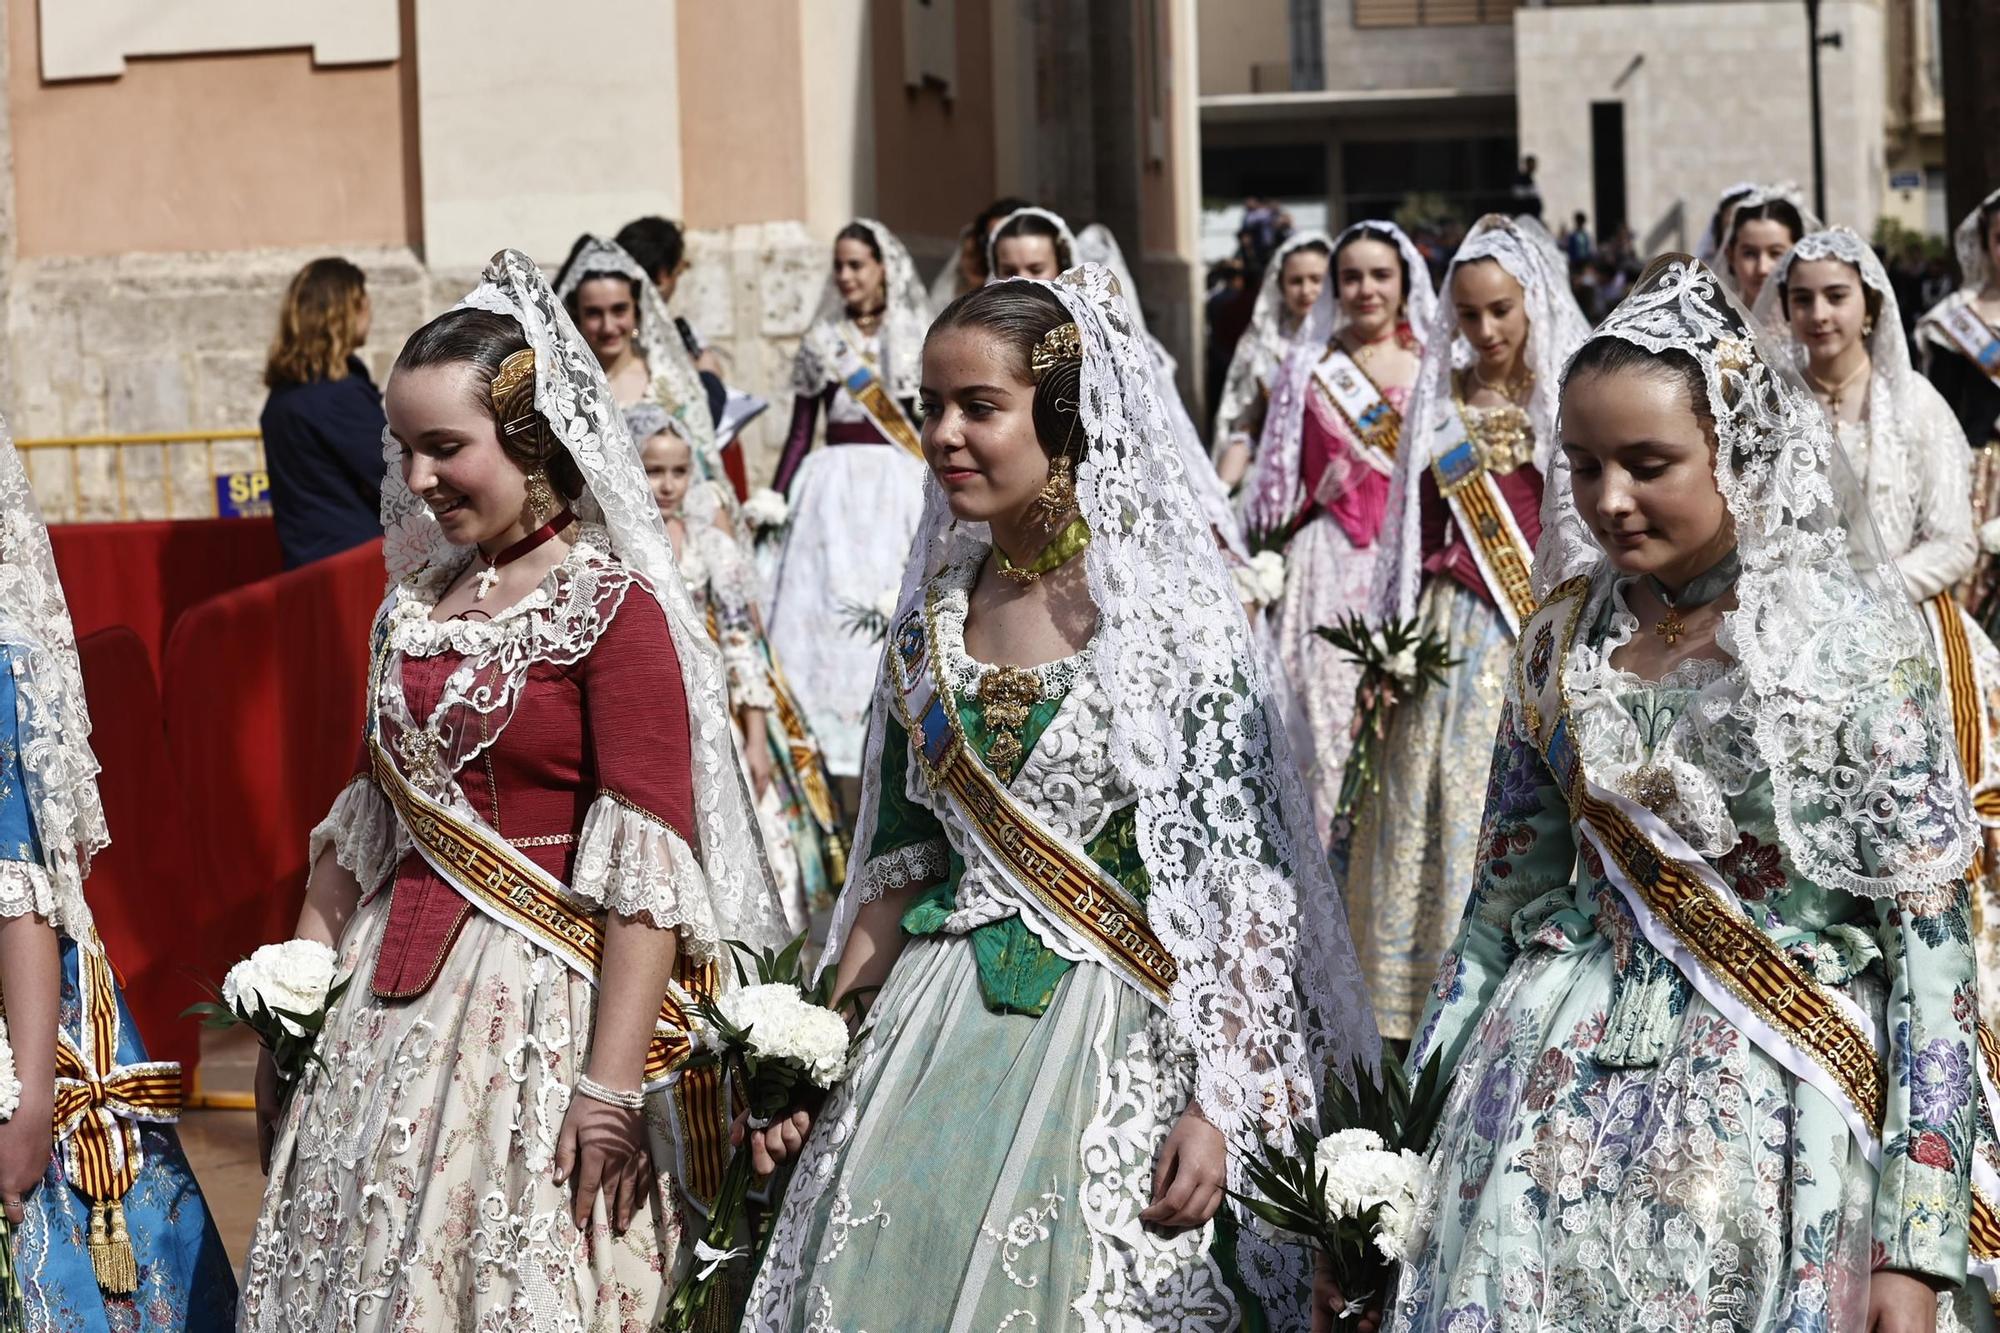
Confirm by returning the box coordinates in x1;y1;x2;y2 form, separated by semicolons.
742;488;791;544
1231;550;1288;609
1314;611;1458;817
661;932;866;1333
185;939;349;1112
1233;1044;1447;1320
0;1010;21;1332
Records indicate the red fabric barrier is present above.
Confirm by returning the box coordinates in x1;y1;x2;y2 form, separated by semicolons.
50;518;283;679
75;627;202;1090
162;539;384;977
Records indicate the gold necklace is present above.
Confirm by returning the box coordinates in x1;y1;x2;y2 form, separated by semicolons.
1805;356;1870;415
1342;327;1397;369
996;516;1091;585
1472;361;1535;404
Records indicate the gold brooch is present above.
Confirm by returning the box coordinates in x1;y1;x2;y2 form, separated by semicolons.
975;666;1043;781
1030;322;1082;383
1712;335;1755;375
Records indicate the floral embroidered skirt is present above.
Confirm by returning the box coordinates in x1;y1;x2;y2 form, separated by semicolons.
740;934;1263;1332
240;898;687;1332
15;937;238;1333
1391;924;1986;1333
1344;579;1514;1039
1273;513;1379;842
765;444;928;776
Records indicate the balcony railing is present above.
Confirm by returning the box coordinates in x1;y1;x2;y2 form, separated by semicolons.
1353;0;1517;26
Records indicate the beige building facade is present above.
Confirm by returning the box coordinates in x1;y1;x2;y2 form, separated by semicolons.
5;0;1204;520
1201;0;1941;252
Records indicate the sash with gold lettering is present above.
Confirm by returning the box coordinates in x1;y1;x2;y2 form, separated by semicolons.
1925;592;2000;827
1936;301;2000;391
1519;577;2000;1296
1430;411;1538;635
1313;346;1400;478
885;595;1177;1009
835;326;924;461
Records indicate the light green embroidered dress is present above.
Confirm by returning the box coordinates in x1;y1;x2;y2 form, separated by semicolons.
742;559;1265;1332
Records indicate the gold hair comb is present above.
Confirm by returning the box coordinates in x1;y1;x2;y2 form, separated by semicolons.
490;348;536;406
1030;322;1082;383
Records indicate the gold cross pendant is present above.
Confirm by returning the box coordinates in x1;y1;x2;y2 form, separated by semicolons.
1654;607;1686;646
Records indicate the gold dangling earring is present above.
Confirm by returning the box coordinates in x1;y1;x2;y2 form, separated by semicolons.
524;469;555;524
1031;455;1075;533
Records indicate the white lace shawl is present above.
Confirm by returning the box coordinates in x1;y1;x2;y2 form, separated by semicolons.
1213;229;1332;448
1245;220;1439;537
1916;186;2000;359
676;490;775;712
0;426;107;940
819;262;1376;1312
1373;214;1592;622
367;248;790;959
1754;227;1977;602
1535;255;1976;901
792;219;928;402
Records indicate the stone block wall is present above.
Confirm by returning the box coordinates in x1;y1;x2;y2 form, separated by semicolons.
3;223;832;521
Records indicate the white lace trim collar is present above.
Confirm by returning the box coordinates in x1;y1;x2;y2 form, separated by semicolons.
927;547;1088;699
388;524;624;659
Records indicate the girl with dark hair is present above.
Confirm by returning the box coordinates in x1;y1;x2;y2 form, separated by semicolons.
259;256;389;568
1238;221;1436;838
739;269;1374;1331
1918;188;2000;461
1373;255;1991;1332
987;207;1074;280
1718;184;1814;309
1212;228;1332;459
240;251;791;1331
766;219;931;782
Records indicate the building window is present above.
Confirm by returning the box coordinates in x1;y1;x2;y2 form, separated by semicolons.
1290;0;1326;91
1352;0;1517;28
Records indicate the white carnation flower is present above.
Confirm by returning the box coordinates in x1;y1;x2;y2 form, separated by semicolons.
704;983;852;1088
743;488;790;531
1982;516;2000;556
871;588;901;622
1384;647;1420;685
222;939;341;1037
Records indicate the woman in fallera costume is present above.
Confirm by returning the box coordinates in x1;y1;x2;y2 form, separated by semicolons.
1759;226;2000;1025
766;219;930;781
1718;183;1813;311
1213;229;1332;484
240;250;791;1331
1344;214;1590;1041
738;268;1374;1331
630;400;834;930
1918;188;2000;609
1241;222;1436;839
0;421;235;1330
1383;255;1994;1332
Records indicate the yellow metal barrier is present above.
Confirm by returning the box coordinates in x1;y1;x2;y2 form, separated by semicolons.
13;429;264;523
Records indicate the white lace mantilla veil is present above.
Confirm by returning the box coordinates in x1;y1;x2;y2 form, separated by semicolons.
792;218;928;403
1002;211;1250;557
553;235;721;478
819;263;1376;1311
1693;179;1761;269
1917;185;2000;355
984;205;1077;276
379;248;791;956
0;423;105;939
1212;228;1333;451
1534;255;1978;899
1373;213;1591;622
1244;220;1437;536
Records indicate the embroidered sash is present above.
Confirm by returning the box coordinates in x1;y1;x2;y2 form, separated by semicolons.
1313;347;1400;478
1926;593;2000;824
1430;412;1538;635
835;327;923;461
886;597;1177;1009
1937;302;2000;390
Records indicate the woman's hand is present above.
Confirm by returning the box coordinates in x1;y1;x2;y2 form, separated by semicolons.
731;1107;812;1176
0;1086;49;1227
1312;1252;1384;1333
1217;438;1253;489
254;1046;284;1174
1867;1270;1937;1333
1139;1105;1226;1231
742;711;775;799
554;1090;656;1234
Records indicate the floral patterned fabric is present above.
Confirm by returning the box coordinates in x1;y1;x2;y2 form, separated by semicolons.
1392;597;1984;1332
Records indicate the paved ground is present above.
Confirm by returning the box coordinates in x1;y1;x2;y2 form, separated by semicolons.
180;1108;263;1266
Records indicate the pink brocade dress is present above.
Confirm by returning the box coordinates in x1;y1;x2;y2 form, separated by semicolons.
1273;381;1407;838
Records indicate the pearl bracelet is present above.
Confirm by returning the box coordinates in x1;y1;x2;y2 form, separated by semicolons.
574;1074;646;1111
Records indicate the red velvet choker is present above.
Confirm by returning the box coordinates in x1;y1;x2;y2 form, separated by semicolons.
474;509;575;600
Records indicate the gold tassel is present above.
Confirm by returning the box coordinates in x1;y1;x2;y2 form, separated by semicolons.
88;1200;138;1295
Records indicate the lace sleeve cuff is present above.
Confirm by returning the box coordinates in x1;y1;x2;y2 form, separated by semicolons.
309;776;402;893
570;793;720;949
857;838;948;901
723;638;777;712
0;859;82;935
